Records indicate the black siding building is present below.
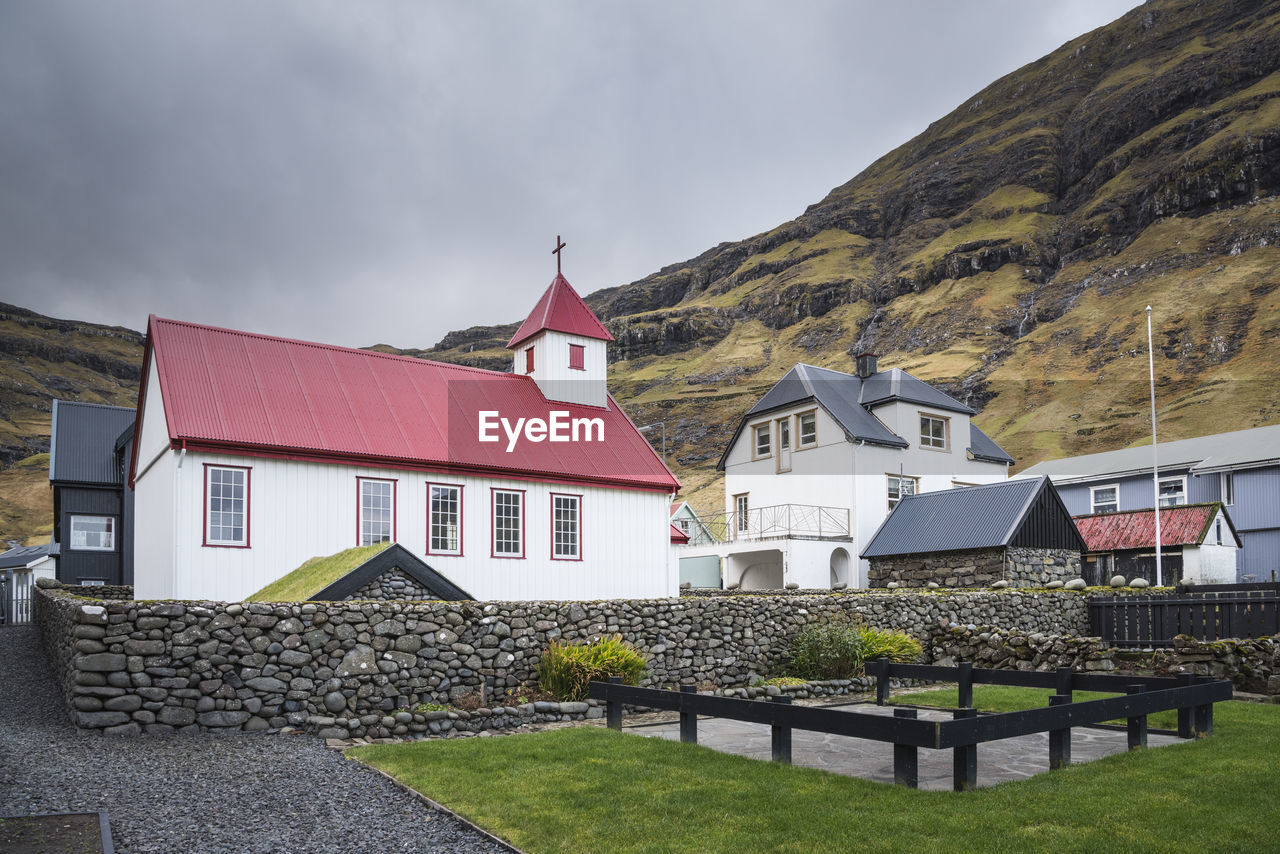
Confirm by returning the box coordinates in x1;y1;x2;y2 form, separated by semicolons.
49;400;137;586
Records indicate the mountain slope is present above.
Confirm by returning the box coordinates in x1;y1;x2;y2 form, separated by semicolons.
426;0;1280;512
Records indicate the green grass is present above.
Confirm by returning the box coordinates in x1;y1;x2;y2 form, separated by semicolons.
891;685;1181;731
351;697;1280;853
247;543;390;601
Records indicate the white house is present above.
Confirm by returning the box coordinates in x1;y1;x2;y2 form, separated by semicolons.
129;271;680;601
678;354;1012;589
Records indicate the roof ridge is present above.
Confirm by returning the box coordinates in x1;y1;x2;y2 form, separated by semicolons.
51;400;135;412
151;316;511;379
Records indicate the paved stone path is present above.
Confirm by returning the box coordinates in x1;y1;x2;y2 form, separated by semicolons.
0;625;506;853
628;700;1182;790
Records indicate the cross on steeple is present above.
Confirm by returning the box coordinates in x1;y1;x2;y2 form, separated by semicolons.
552;235;567;274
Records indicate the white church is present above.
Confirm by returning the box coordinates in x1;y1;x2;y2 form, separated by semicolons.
129;267;680;601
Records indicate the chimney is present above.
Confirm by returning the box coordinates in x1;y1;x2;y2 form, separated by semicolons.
855;352;878;379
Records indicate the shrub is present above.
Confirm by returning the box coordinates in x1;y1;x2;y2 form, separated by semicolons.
781;616;921;680
538;634;647;701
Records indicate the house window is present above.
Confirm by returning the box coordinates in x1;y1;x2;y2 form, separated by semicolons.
734;493;749;534
753;424;771;458
205;465;249;547
428;483;462;556
798;412;817;447
1221;472;1235;505
775;418;791;473
568;343;585;371
1090;485;1119;514
887;474;917;510
358;478;395;546
492;489;524;557
1216;518;1223;546
525;346;535;373
677;519;691;534
919;414;948;450
1158;476;1186;507
69;515;115;551
552;493;581;559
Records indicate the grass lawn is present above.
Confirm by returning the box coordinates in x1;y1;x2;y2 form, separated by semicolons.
891;685;1182;731
247;543;388;601
350;695;1279;854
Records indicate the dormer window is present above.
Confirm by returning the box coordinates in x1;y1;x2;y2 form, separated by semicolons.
525;346;535;374
569;343;585;371
753;424;771;458
920;414;948;450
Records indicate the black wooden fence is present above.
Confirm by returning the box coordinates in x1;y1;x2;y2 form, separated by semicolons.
588;661;1232;791
1089;587;1280;647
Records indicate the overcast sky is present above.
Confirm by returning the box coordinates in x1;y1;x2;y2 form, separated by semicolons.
0;1;1139;350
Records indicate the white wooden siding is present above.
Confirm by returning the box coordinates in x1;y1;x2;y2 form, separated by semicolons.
135;351;170;476
515;330;608;407
133;450;673;602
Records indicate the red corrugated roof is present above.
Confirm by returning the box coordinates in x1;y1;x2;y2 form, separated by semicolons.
1074;505;1218;551
506;273;614;348
670;523;689;544
145;316;677;491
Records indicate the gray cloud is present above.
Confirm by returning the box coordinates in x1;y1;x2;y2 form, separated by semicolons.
0;0;1138;349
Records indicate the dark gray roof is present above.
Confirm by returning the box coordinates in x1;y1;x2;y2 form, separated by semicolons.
719;363;1010;469
49;400;136;485
0;542;58;570
861;476;1074;558
969;422;1015;464
859;368;975;415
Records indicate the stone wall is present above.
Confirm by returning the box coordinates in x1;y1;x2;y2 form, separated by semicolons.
350;568;437;601
869;547;1081;588
34;586;1090;737
930;624;1116;672
1119;634;1280;695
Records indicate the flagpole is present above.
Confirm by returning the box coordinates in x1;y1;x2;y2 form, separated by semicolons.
1147;305;1163;586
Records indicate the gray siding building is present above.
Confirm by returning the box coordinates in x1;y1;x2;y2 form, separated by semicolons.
49;400;137;586
1019;425;1280;582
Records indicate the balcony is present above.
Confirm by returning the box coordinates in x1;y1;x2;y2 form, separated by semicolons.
682;503;851;546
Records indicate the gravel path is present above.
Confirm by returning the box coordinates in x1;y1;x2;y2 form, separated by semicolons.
0;625;510;853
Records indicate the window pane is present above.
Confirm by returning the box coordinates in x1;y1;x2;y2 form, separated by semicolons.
206;468;248;545
360;480;393;545
430;485;460;552
553;495;579;558
494;491;523;555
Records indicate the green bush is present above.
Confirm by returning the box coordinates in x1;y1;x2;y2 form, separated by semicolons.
781;617;921;680
538;634;647;701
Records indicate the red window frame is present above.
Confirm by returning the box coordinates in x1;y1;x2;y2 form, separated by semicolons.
525;346;535;374
550;492;583;561
356;477;397;546
203;463;251;548
426;482;464;556
568;343;585;371
490;487;526;559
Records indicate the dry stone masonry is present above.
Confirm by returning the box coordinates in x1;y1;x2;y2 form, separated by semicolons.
35;585;1091;737
868;547;1081;589
349;567;440;601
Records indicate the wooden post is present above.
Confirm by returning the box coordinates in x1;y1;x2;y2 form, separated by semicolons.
1055;667;1073;701
952;707;977;791
771;695;792;763
1126;684;1147;750
679;685;698;744
606;676;622;730
1195;694;1213;737
875;657;891;705
957;661;973;709
1048;694;1071;769
893;708;918;788
1177;673;1195;739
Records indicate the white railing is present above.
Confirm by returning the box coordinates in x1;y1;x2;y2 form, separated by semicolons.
683;504;851;545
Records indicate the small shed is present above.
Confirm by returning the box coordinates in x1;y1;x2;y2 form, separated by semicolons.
1073;503;1241;586
861;477;1085;588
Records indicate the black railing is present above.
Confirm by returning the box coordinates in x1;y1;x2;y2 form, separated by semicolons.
1089;591;1280;647
588;661;1231;791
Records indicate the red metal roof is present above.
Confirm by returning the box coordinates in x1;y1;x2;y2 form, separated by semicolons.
1074;505;1220;551
506;273;615;348
143;316;677;492
669;523;689;544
